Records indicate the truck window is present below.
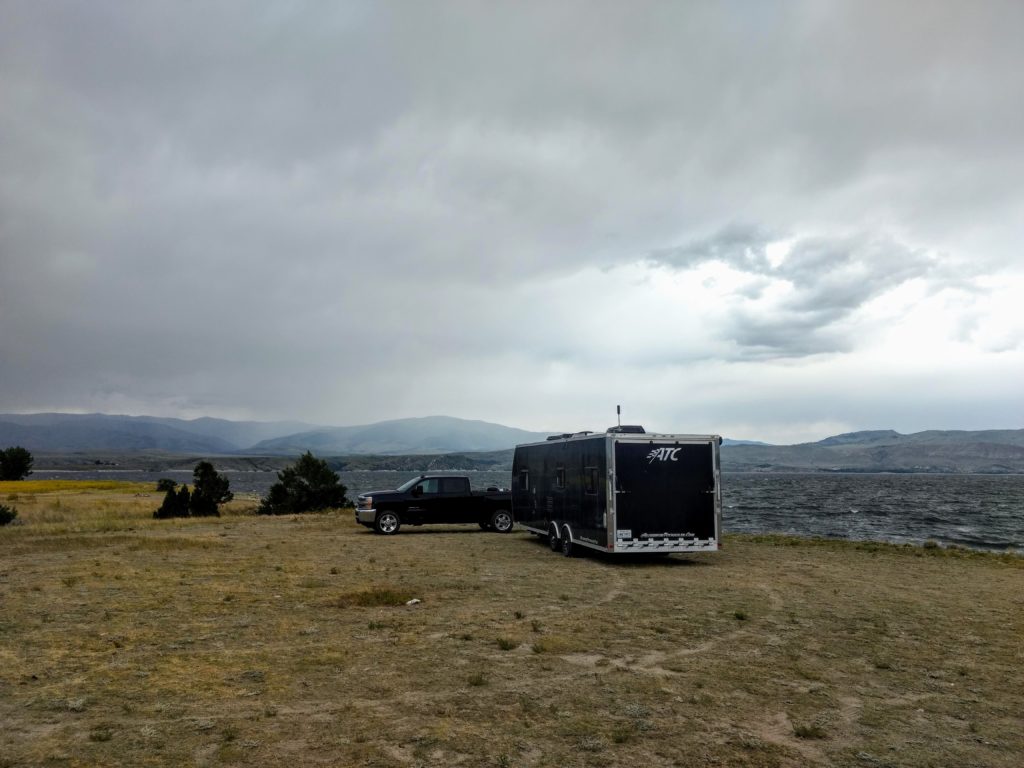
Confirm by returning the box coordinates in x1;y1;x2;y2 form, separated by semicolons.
440;477;469;494
584;466;598;495
417;478;440;494
518;470;529;491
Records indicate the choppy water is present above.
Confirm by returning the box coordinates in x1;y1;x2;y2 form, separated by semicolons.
724;472;1024;552
28;469;1024;552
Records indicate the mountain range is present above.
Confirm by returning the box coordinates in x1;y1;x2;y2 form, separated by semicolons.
723;429;1024;473
0;413;552;456
1;413;1022;473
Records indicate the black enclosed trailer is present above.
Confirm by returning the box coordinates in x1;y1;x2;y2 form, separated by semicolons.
511;427;722;556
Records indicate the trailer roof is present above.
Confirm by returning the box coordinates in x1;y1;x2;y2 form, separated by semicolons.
517;431;722;449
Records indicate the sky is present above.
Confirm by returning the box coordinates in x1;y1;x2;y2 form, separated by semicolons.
1;1;1022;444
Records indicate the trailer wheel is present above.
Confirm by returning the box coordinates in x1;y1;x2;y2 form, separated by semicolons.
560;525;576;558
490;510;513;533
374;511;401;535
548;523;561;552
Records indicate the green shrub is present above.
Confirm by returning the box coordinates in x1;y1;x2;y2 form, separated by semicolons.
0;446;33;480
257;452;348;515
0;503;18;526
153;463;233;519
189;461;232;517
154;485;191;519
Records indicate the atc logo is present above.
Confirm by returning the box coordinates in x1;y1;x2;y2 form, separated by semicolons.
646;447;680;464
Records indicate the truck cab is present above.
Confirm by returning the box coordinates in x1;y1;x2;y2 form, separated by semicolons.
355;474;512;535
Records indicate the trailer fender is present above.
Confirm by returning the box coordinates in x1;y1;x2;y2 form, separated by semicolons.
548;522;561;552
560;524;577;558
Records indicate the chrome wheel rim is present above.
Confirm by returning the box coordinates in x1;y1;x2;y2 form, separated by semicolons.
494;512;512;532
379;514;398;533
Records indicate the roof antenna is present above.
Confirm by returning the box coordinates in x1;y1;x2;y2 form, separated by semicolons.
617;404;621;428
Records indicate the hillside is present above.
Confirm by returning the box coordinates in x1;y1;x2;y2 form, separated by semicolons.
247;415;552;455
0;413;554;457
3;413;1023;472
0;413;313;454
722;429;1024;473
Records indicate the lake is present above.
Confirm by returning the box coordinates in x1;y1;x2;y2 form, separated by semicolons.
27;469;1024;552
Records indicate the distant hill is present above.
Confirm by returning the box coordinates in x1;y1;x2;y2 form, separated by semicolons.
722;429;1024;473
0;413;555;456
247;416;554;455
3;413;1022;473
0;413;314;454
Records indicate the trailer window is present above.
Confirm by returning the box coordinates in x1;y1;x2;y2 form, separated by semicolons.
584;466;598;495
518;470;529;491
555;466;566;490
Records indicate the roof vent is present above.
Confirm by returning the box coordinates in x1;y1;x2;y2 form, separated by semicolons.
546;433;574;441
607;425;646;434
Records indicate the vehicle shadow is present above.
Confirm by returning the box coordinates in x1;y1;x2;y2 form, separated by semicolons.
518;530;712;567
357;525;511;536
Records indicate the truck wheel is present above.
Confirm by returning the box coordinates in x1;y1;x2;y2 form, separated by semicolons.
375;511;401;535
561;525;576;558
548;523;561;552
490;510;513;533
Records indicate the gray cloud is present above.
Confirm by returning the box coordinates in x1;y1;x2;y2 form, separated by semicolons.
1;1;1022;438
648;226;954;358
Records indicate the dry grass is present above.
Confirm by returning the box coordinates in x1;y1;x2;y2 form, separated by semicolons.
0;479;258;536
1;483;1022;767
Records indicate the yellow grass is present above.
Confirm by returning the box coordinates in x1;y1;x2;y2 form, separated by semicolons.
0;480;258;536
0;486;1022;767
1;479;156;494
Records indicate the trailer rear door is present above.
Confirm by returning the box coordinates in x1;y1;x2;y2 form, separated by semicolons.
613;440;717;541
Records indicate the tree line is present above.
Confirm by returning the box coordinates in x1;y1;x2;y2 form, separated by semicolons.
154;451;348;518
0;445;350;524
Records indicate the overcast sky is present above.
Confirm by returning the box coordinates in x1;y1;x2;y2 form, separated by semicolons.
2;1;1022;443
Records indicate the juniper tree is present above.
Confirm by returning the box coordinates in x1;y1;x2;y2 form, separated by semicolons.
0;446;33;481
189;461;232;517
258;451;347;515
154;484;191;519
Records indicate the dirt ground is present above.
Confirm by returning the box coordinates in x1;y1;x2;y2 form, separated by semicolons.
1;484;1022;767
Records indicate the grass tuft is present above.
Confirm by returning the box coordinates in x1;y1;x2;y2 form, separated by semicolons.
793;724;827;739
332;586;414;607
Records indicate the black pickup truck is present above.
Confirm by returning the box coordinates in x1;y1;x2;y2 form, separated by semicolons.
355;474;513;535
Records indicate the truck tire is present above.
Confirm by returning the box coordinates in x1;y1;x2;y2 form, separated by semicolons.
375;511;401;535
561;525;576;558
490;510;513;533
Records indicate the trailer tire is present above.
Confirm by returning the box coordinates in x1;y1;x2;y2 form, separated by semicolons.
548;523;561;552
560;525;576;558
490;510;514;533
374;511;401;535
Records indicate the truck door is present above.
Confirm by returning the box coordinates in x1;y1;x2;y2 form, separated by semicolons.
409;477;441;523
614;440;716;541
440;477;473;523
